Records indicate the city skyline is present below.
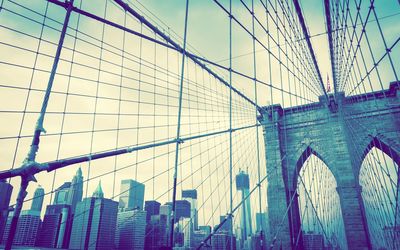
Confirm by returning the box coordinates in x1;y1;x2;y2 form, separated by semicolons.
0;169;270;249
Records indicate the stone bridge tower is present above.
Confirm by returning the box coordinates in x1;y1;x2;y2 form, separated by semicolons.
258;82;400;250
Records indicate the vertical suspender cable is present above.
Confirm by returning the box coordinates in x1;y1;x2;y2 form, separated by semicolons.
229;0;234;249
5;1;74;249
251;0;263;245
170;0;190;246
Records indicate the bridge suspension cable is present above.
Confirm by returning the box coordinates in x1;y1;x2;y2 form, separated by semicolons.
0;0;398;249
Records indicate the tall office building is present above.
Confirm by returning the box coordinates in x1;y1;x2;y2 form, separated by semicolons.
12;210;41;246
1;210;13;244
53;182;71;205
193;230;209;249
160;204;172;246
115;209;147;249
182;189;198;230
196;226;212;248
236;170;252;241
211;232;236;250
166;200;191;222
31;185;45;213
160;204;172;217
256;212;269;247
144;200;161;248
69;181;118;250
251;231;267;250
0;180;12;242
119;179;145;210
256;212;268;233
36;204;72;248
145;200;161;222
145;214;168;249
218;215;233;235
179;217;194;248
199;225;211;235
68;167;83;213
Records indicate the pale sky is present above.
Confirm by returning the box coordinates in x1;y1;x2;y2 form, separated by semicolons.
0;0;399;235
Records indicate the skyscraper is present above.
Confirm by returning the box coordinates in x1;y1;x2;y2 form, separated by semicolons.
160;204;172;218
0;180;12;242
256;212;269;236
179;217;194;248
211;232;237;250
160;204;172;246
193;230;209;249
12;210;41;246
1;210;13;244
145;200;161;223
119;179;145;210
145;214;168;249
218;215;233;235
69;181;118;250
115;209;147;249
35;204;72;249
53;182;71;205
68;167;83;213
31;185;45;213
196;226;212;248
166;200;191;222
236;170;253;242
182;189;198;230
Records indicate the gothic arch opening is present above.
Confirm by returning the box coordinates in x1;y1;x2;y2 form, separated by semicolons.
294;149;347;249
359;139;400;249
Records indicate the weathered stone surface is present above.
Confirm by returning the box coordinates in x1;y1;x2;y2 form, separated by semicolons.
260;82;400;250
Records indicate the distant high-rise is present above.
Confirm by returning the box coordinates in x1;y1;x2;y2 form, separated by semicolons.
211;232;236;250
145;214;168;249
160;204;172;218
236;170;252;241
179;217;194;248
69;181;118;250
12;210;41;246
256;212;269;235
115;209;147;250
182;189;198;230
182;190;197;199
92;180;104;198
166;200;191;222
67;167;83;213
160;204;172;246
218;215;233;235
251;231;267;250
0;180;12;242
53;182;71;205
36;204;72;249
145;200;161;223
119;179;145;210
31;185;45;213
1;210;13;244
197;226;212;247
199;225;211;235
193;230;209;249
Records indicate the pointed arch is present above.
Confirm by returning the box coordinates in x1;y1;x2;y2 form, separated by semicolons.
362;137;400;167
293;146;331;190
359;137;400;249
293;147;347;249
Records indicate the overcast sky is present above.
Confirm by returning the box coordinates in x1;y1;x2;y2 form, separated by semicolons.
0;0;399;233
